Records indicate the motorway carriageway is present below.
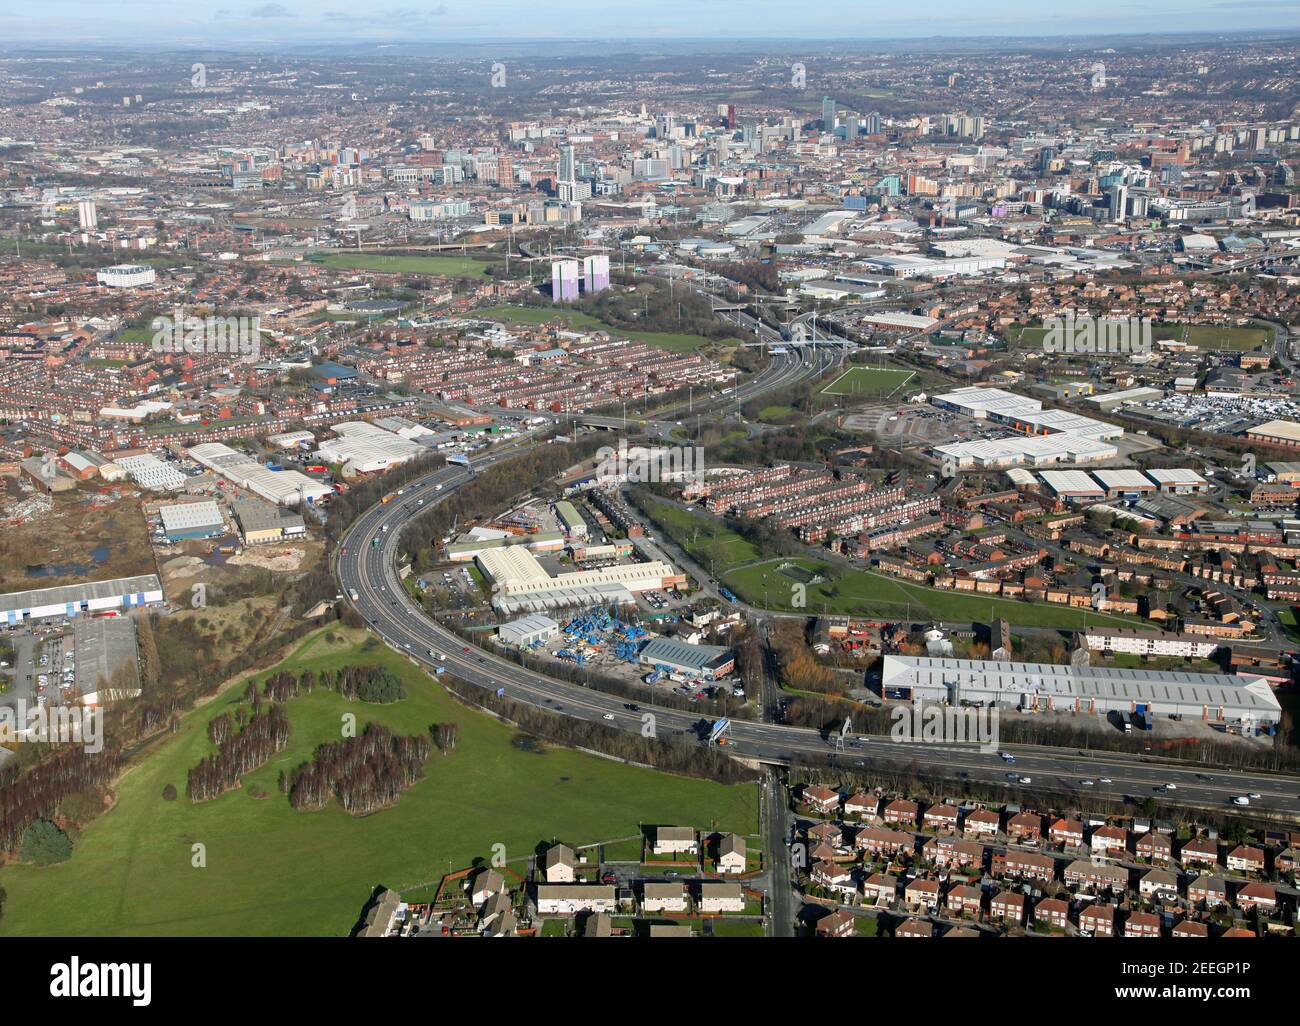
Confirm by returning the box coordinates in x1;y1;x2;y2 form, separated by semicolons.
335;354;1300;820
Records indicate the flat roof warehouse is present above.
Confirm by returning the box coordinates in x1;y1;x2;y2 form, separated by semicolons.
881;655;1281;727
0;574;164;625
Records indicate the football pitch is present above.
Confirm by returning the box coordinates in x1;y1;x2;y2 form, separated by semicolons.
822;366;916;397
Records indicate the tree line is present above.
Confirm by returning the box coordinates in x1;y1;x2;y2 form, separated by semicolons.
286;722;433;816
186;699;291;803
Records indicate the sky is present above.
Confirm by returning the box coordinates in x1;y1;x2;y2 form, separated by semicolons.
0;0;1298;46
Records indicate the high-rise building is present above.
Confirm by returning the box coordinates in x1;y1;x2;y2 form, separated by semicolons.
77;200;98;229
558;145;576;184
582;255;610;295
551;260;580;303
1108;183;1129;221
726;104;736;130
822;96;835;132
864;113;882;135
497;155;514;187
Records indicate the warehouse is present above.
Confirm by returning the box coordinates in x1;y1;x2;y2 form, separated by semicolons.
1086;387;1164;412
187;442;332;506
1039;469;1105;502
231;497;306;544
476;546;684;614
0;574;164;626
1092;469;1156;500
638;636;735;680
158;500;225;542
1144;468;1211;494
553;500;588;539
314;421;425;474
934;434;1117;470
1246;419;1300;449
933;387;1123;441
498;614;560;647
880;654;1282;730
114;454;187;491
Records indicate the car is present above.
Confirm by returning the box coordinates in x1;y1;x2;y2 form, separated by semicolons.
1079;779;1095;787
624;703;639;711
1232;796;1250;806
1006;772;1020;781
1248;792;1262;800
999;751;1015;763
600;873;618;884
1018;776;1032;784
1099;777;1113;784
1162;783;1177;791
602;713;615;720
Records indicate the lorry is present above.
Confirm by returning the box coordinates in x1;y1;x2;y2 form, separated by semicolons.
349;589;359;602
381;493;396;504
372;537;381;548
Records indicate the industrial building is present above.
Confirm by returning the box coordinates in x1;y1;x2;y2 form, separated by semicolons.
880;655;1282;729
1144;468;1211;494
158;500;225;542
553;500;588;539
1246;419;1300;449
188;442;332;507
314;421;427;474
1085;387;1164;412
498;614;560;647
115;454;187;491
0;574;164;626
637;636;735;680
934;434;1117;470
1038;469;1106;502
1092;469;1157;500
230;497;306;544
933;387;1123;441
475;546;684;615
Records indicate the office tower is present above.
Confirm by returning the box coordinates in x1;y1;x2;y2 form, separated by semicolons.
864;113;882;135
77;200;97;229
822;96;835;131
558;145;576;184
726;104;736;130
582;255;610;295
551;260;580;303
1108;183;1128;220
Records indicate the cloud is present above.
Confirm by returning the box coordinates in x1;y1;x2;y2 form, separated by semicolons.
248;3;293;16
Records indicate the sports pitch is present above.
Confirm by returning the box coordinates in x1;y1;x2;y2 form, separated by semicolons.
822;366;916;397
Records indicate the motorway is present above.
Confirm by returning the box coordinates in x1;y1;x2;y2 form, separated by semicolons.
335;353;1300;822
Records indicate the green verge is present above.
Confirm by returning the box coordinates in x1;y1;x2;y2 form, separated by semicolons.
724;558;1144;629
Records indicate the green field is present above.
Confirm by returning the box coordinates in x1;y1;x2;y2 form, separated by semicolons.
1007;321;1270;353
311;252;492;279
0;628;757;936
638;497;760;571
822;366;916;397
473;305;733;353
723;558;1142;628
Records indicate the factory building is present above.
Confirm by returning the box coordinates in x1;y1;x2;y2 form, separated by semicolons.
187;442;332;507
880;655;1281;729
0;575;164;626
1144;468;1211;494
158;500;225;542
637;637;735;680
231;497;306;545
553;500;588;539
1092;469;1157;500
475;546;684;615
1038;469;1106;502
314;421;426;474
498;614;560;648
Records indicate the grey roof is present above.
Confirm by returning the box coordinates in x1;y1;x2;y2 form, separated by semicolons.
638;636;733;673
0;574;163;615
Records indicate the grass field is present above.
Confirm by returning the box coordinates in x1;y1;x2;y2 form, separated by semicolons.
473;305;735;353
723;558;1143;628
310;252;492;279
822;366;916;397
0;628;757;936
1007;321;1270;353
637;497;760;571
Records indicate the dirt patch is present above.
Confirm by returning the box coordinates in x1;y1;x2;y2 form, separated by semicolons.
228;546;308;573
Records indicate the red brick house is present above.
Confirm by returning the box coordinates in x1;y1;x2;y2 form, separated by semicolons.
1079;903;1116;937
990;890;1026;924
1006;811;1043;843
1034;896;1069;930
1125;910;1162;938
1049;817;1085;848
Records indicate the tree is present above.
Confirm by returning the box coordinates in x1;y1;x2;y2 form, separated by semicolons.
20;819;73;865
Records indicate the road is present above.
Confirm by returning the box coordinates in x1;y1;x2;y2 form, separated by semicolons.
337;450;1300;820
